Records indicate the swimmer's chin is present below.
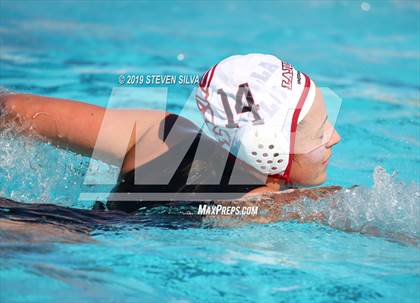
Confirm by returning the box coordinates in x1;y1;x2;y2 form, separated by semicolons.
295;172;327;186
313;172;328;186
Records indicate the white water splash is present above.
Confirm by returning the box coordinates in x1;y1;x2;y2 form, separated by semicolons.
0;118;118;208
282;167;420;244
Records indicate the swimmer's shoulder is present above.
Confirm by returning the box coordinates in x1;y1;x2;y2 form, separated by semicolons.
121;112;202;174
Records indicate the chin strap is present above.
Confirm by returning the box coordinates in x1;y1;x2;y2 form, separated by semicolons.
269;172;292;190
269;73;311;189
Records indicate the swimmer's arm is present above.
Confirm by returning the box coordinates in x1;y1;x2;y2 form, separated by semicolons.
211;186;342;226
0;93;158;164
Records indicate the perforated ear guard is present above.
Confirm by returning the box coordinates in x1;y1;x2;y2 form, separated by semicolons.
232;123;289;175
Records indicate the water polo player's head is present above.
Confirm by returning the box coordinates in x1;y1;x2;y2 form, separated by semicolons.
196;54;341;186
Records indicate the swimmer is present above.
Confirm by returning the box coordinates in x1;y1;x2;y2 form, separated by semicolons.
0;54;341;213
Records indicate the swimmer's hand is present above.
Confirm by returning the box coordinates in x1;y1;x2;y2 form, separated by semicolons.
0;93;10;127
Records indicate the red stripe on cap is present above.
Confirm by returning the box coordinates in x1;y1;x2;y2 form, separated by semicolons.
196;64;218;125
204;64;218;99
200;69;210;89
281;73;311;183
206;64;217;89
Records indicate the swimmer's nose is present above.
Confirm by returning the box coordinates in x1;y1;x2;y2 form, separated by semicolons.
324;121;341;149
326;127;341;148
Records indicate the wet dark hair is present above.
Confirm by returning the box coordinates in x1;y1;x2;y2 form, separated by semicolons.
106;114;266;213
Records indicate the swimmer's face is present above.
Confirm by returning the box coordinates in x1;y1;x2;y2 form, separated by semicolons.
289;87;341;185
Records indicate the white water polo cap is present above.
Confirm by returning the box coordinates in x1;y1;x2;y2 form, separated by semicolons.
195;54;316;180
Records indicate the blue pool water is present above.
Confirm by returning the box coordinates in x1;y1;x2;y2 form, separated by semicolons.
0;1;419;302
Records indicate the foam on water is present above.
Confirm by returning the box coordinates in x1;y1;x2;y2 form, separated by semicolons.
282;167;420;244
0;115;118;208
